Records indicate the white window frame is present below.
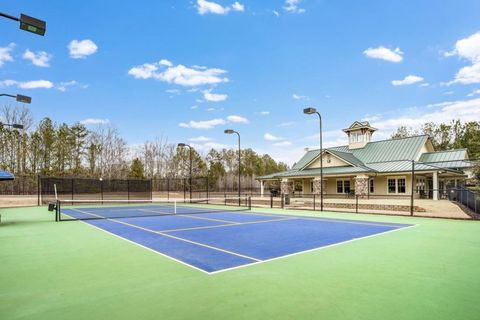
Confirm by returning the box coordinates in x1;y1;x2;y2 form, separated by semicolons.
336;179;351;194
387;176;407;194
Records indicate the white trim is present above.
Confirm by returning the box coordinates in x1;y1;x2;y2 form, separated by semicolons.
336;178;351;194
386;176;407;194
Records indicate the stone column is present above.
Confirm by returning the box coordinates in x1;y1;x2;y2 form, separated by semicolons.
354;175;369;198
312;177;325;195
280;178;293;195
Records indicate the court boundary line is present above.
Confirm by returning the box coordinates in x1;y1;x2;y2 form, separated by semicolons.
64;208;417;275
160;217;297;233
70;208;261;262
208;224;418;274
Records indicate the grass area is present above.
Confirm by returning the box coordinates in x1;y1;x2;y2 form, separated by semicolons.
1;206;480;320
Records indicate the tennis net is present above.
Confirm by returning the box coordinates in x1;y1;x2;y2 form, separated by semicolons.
54;196;251;221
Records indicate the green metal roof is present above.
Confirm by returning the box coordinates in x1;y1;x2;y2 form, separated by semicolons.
419;149;468;162
257;135;473;180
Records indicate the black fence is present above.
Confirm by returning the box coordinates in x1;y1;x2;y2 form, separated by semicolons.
0;175;39;195
448;187;480;214
40;176;152;204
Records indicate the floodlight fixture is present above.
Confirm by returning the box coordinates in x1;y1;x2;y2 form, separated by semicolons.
0;12;46;36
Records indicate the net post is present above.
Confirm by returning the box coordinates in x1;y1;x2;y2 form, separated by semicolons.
174;200;177;214
55;199;60;222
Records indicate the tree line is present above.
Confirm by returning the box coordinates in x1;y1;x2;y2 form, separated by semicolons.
0;105;288;189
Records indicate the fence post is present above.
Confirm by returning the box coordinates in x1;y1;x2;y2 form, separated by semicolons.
281;193;284;209
150;178;153;201
71;178;74;200
127;179;130;203
313;194;316;211
101;178;104;204
410;160;415;216
167;178;170;201
206;176;209;202
37;175;40;206
355;195;358;213
270;192;273;208
183;178;186;203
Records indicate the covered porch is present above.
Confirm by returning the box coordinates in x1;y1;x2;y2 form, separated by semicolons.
259;171;467;201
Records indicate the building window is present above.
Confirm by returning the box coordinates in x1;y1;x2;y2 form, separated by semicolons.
398;178;406;193
388;179;396;193
388;177;407;194
337;179;351;194
369;179;374;193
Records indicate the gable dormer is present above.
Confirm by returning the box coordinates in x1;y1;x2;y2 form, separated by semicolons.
343;121;377;149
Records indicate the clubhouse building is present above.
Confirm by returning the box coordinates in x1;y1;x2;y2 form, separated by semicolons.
258;121;473;200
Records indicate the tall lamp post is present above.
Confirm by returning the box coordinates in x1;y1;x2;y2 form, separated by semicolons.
1;123;24;129
224;129;241;206
0;93;32;104
177;143;193;202
0;12;46;36
303;107;323;211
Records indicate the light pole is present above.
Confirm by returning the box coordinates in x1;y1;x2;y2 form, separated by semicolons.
178;143;193;202
224;129;241;206
1;123;24;129
0;12;46;36
0;93;32;104
303;107;323;211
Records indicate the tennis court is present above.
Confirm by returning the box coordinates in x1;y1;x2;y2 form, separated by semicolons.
57;198;413;273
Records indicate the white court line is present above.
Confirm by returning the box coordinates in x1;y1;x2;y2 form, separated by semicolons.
232;210;411;229
209;224;419;275
70;208;261;262
160;217;297;233
175;214;241;224
65;208;417;275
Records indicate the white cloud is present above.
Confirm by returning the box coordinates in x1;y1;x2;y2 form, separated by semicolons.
363;46;403;63
128;60;228;87
445;31;480;62
227;115;249;123
278;121;295;127
189;136;213;142
284;0;305;13
0;79;54;89
273;141;292;147
370;98;480;133
68;39;98;59
207;107;215;111
56;80;81;92
392;75;424;86
292;93;307;100
449;62;480;85
80;118;110;125
273;10;280;17
159;59;173;67
203;89;228;102
260;111;270;115
231;2;245;12
22;49;52;67
419;83;430;87
191;141;230;152
0;43;15;67
467;89;480;97
190;105;199;110
264;133;283;141
179;118;226;129
445;31;480;85
197;0;229;15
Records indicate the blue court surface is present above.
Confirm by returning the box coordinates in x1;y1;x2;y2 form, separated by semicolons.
62;207;413;274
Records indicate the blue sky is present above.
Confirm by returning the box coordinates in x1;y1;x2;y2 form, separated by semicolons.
1;0;480;165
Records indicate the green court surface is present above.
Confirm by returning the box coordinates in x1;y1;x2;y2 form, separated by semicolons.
1;206;479;320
